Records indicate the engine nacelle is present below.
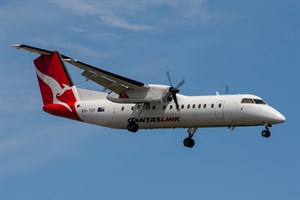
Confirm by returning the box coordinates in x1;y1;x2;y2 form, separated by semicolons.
106;84;171;103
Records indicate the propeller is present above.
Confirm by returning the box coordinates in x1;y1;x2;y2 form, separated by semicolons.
166;71;185;110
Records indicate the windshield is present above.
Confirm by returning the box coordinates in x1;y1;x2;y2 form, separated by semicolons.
241;98;267;105
253;99;267;104
241;98;254;103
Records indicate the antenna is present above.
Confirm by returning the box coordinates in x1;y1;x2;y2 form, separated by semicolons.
225;85;229;95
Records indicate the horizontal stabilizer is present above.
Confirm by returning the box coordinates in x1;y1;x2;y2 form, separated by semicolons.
11;44;53;55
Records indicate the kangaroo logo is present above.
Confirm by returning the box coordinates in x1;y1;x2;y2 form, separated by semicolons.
35;67;73;112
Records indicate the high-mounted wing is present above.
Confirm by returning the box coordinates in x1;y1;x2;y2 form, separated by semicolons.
61;54;145;94
11;44;145;94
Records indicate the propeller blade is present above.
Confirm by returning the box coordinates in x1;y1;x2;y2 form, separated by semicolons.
166;70;173;86
176;79;185;89
165;70;183;111
172;92;180;110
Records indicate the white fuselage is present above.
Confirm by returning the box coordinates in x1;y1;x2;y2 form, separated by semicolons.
74;89;285;130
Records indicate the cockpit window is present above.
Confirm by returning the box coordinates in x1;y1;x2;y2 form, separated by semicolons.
241;98;254;103
241;98;267;105
253;99;267;105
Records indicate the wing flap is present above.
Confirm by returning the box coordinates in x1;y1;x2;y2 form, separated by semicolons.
81;70;127;93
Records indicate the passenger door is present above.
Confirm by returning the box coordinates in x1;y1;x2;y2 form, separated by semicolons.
215;100;225;119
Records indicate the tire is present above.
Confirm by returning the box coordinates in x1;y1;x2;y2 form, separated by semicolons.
183;137;195;148
127;122;139;133
261;130;271;138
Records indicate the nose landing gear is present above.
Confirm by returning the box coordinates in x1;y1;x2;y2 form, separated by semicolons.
183;137;195;148
261;124;271;138
183;127;198;148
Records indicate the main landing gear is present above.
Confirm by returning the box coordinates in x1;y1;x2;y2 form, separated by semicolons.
127;121;139;133
261;124;272;138
183;128;198;148
127;103;146;133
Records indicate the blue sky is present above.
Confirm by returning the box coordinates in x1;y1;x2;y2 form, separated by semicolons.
1;0;299;199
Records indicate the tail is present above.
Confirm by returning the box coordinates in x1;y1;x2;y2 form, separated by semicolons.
33;51;82;121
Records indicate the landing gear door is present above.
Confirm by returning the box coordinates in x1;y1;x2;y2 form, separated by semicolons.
216;100;225;119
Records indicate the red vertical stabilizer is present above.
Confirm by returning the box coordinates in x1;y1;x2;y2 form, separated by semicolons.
33;52;82;121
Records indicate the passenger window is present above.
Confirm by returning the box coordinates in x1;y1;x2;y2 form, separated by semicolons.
163;105;166;110
204;104;206;108
97;107;105;112
153;105;156;110
192;104;195;109
198;104;201;108
218;103;222;108
170;105;173;109
131;106;134;110
181;105;184;109
211;104;214;108
121;106;124;111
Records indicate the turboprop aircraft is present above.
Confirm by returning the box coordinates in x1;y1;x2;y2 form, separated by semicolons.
12;44;286;148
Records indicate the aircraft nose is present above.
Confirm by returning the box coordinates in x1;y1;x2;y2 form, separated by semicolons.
257;106;286;125
274;111;286;123
269;108;286;124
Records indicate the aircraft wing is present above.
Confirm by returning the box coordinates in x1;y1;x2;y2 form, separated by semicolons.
61;55;145;94
11;44;145;94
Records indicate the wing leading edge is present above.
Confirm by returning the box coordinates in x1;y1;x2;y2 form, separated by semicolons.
11;44;145;94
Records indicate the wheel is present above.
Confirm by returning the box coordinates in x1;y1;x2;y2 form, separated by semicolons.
261;130;271;138
183;137;195;148
183;138;195;148
127;122;139;133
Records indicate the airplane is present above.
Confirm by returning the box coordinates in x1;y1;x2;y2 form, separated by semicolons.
11;44;286;148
